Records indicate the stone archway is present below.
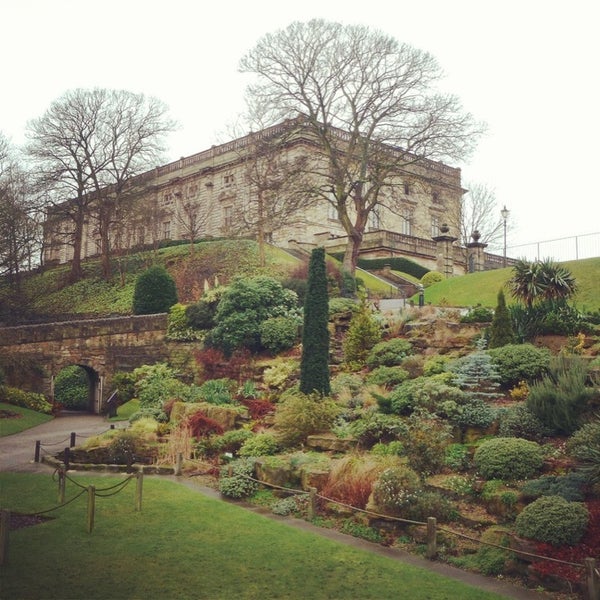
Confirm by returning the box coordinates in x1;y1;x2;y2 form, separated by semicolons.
51;364;104;414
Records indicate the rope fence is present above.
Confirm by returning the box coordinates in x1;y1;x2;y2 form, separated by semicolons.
0;469;144;565
236;471;599;598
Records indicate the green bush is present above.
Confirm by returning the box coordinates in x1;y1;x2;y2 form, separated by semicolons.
420;271;443;288
488;343;551;388
199;429;253;457
239;432;280;457
133;363;187;409
520;472;587;502
515;496;589;546
366;366;409;387
195;378;236;405
460;306;493;323
219;458;259;499
132;265;178;315
274;391;340;448
422;355;449;376
497;403;548;442
186;298;217;330
111;371;136;404
263;359;299;390
444;444;471;472
366;338;413;368
567;419;600;460
166;303;201;341
473;528;515;575
272;496;301;516
526;355;593;434
403;490;457;523
259;316;299;354
345;412;408;448
388;375;464;416
343;301;382;367
372;465;422;515
474;437;544;481
206;276;299;356
1;386;53;414
400;414;453;476
53;365;89;410
328;297;358;317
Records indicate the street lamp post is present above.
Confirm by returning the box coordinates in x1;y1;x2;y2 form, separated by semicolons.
501;205;509;267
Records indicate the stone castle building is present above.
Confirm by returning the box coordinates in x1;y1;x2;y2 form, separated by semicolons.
43;117;498;275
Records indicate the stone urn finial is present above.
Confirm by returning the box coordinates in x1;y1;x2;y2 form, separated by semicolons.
440;223;450;234
472;230;481;242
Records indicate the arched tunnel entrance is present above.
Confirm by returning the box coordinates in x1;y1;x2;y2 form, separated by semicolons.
52;365;103;414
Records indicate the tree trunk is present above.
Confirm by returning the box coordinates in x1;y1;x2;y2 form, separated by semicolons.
342;230;363;276
69;210;85;283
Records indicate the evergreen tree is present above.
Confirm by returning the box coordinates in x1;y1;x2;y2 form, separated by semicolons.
132;265;178;315
300;247;330;395
451;338;502;402
488;288;515;348
343;297;382;368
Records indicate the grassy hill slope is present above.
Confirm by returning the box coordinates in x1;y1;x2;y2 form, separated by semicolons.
420;257;600;311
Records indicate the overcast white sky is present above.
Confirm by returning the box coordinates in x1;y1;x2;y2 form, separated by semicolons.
2;0;599;261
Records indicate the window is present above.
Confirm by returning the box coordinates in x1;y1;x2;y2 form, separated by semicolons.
162;192;174;207
368;209;381;230
401;208;412;235
163;221;171;240
224;174;235;187
187;184;198;198
431;216;440;237
223;206;233;228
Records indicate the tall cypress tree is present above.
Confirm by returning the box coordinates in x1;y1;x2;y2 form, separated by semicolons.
300;247;330;395
488;288;515;348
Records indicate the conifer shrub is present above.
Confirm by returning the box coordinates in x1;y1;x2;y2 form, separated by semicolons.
343;301;382;367
497;403;548;442
520;472;587;502
345;412;408;448
238;432;280;457
488;343;551;388
515;496;589;546
474;437;544;481
132;265;178;315
488;289;515;348
567;419;600;460
365;366;409;387
274;391;340;448
366;338;413;368
300;248;330;395
526;355;593;435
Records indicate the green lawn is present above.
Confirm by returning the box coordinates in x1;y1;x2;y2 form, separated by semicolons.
0;473;506;600
416;257;600;310
0;404;53;437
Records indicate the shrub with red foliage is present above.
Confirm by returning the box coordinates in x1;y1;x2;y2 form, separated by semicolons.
531;499;600;584
241;398;275;420
187;411;224;439
194;348;253;381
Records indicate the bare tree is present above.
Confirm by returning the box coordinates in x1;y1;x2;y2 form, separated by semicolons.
174;193;212;256
0;133;41;291
26;89;174;282
226;118;317;266
240;19;484;275
448;182;512;252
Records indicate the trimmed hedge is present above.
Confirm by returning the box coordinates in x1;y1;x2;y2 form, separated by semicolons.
474;437;544;481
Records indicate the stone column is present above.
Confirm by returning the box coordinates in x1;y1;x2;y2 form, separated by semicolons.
432;224;458;278
465;230;488;273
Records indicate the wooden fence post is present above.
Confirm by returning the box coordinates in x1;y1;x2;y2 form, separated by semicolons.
426;517;437;559
87;486;95;534
0;509;9;566
586;558;599;600
58;468;66;504
175;453;182;476
34;441;41;463
307;487;317;520
70;432;76;447
64;447;70;470
135;472;143;512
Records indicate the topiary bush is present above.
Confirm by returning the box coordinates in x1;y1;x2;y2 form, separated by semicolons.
420;271;443;288
132;265;178;315
488;344;551;389
366;338;413;368
474;437;544;481
515;496;589;546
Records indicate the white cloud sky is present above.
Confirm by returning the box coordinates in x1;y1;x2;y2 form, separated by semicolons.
2;0;599;261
